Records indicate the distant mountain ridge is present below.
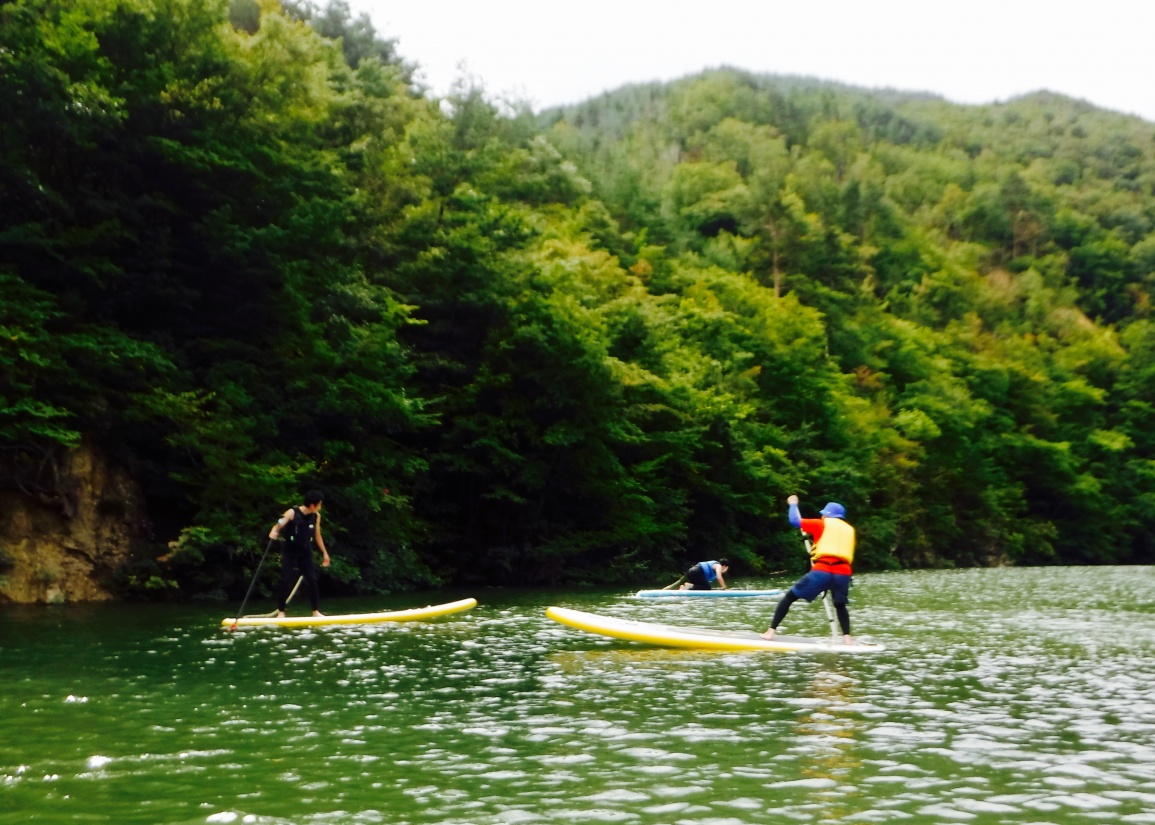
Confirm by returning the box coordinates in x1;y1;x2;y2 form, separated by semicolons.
541;67;1139;128
3;5;1153;602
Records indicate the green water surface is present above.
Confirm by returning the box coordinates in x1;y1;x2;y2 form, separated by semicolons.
2;566;1154;824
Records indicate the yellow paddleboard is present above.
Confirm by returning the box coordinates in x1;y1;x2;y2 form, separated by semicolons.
546;606;885;653
222;597;477;628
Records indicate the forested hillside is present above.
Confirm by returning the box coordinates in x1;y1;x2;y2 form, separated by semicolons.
2;0;1152;599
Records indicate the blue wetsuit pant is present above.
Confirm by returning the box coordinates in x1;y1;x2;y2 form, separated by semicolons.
770;571;851;635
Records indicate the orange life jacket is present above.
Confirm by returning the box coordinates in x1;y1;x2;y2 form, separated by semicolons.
811;517;855;564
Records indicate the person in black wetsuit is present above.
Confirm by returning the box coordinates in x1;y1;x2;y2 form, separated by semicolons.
268;490;331;617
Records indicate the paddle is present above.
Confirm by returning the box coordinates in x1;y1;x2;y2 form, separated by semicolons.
228;539;276;632
661;575;687;590
803;537;840;642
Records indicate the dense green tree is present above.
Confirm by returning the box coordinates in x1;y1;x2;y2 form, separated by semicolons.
544;69;1155;572
3;5;1153;599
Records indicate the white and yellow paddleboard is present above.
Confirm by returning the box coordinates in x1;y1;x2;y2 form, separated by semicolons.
546;606;885;653
222;598;477;628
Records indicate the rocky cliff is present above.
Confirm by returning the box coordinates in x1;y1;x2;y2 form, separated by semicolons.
0;443;150;603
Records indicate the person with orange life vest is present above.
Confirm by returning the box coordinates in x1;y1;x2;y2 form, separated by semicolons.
761;495;855;644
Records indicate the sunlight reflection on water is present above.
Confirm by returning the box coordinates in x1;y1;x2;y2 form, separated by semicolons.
1;566;1154;824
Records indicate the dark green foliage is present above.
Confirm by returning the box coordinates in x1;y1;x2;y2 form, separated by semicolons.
1;0;427;594
280;0;412;76
3;3;1153;599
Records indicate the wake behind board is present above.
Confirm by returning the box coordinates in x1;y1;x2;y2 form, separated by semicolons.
634;588;782;598
546;606;885;653
222;597;477;628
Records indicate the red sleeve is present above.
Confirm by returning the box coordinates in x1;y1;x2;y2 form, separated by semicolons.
799;518;825;541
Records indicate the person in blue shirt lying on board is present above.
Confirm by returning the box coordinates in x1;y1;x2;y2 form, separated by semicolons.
761;495;855;644
679;559;730;590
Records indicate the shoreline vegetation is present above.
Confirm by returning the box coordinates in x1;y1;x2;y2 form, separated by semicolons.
1;0;1153;602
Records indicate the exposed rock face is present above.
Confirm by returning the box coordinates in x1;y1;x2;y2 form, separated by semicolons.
0;443;150;604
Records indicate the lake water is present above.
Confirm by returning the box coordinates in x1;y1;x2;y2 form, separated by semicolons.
3;566;1154;824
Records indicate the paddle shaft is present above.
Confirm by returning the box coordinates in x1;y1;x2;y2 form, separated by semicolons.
229;539;276;631
803;537;840;642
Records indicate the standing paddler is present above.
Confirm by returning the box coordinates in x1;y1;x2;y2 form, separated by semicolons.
761;495;855;644
269;490;331;618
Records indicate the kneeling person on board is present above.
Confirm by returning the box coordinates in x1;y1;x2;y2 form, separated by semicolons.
680;559;730;590
761;496;854;644
269;490;331;618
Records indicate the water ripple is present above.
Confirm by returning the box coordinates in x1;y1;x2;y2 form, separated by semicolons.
1;568;1154;823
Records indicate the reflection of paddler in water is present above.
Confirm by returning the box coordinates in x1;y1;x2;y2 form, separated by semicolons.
762;495;854;644
795;666;863;795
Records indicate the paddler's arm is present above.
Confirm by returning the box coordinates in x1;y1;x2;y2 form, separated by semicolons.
715;564;728;589
787;496;824;560
314;512;331;568
269;508;295;540
787;495;802;528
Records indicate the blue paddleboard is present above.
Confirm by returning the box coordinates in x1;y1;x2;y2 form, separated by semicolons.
633;588;782;598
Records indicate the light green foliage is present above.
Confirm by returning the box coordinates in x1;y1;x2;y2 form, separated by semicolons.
3;12;1153;599
545;69;1155;569
663;160;747;240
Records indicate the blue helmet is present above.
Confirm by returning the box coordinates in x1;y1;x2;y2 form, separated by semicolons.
819;502;846;519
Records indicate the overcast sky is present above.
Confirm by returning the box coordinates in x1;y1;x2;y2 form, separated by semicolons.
350;0;1154;122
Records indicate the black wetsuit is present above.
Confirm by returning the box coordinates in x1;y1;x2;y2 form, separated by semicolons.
276;506;321;611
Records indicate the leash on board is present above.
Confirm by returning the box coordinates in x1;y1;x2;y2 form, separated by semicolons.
244;576;303;619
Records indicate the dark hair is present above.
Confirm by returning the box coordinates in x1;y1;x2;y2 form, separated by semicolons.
718;558;730;567
303;490;324;507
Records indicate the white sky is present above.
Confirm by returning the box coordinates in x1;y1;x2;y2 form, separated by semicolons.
350;0;1154;122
